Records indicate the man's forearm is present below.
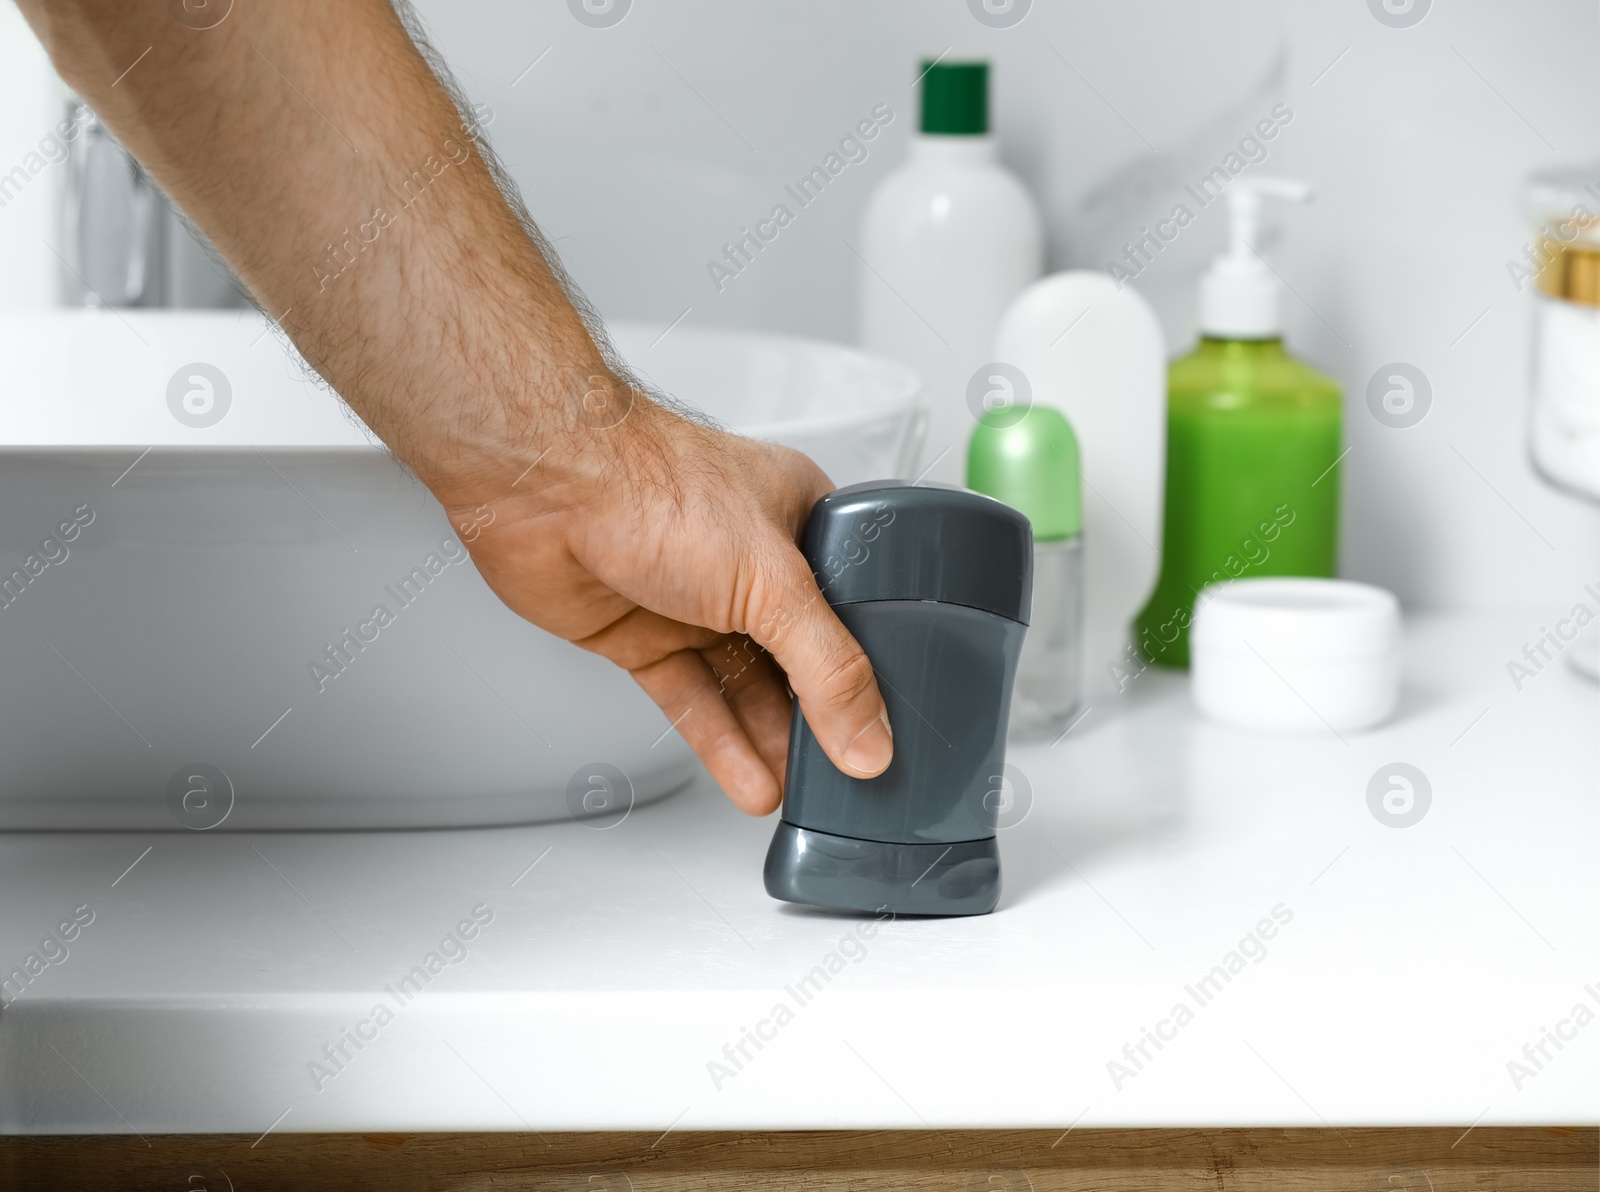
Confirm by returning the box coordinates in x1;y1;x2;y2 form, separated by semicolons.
16;0;601;500
14;0;900;804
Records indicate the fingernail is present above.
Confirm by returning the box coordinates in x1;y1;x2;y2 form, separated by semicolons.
844;711;893;776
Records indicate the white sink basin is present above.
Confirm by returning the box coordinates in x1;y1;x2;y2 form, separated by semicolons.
0;312;922;829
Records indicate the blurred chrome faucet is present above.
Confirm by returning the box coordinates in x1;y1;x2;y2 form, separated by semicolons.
61;99;243;309
62;101;164;307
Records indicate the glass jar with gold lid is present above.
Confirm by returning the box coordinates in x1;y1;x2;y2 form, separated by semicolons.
1525;166;1600;502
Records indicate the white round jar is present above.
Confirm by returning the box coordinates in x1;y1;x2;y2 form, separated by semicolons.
1191;578;1402;734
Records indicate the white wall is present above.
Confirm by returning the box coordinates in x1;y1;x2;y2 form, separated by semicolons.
408;0;1600;614
4;0;1596;612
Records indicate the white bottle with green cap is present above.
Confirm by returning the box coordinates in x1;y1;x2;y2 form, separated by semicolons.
967;403;1084;739
859;59;1043;486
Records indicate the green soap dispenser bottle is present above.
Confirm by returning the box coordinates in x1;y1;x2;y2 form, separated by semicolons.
1135;179;1343;668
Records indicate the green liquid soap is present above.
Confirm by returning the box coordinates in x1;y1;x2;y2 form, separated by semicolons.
1135;336;1342;668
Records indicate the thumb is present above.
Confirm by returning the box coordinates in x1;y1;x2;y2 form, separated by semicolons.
750;549;893;779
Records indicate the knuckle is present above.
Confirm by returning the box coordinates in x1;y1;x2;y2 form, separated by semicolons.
813;646;875;710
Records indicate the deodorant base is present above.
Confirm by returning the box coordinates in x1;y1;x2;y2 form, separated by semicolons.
763;821;999;917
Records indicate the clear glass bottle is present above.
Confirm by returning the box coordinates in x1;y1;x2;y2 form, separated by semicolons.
1010;535;1083;737
966;405;1083;740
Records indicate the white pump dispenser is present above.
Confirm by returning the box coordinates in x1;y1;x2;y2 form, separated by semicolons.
1198;178;1311;339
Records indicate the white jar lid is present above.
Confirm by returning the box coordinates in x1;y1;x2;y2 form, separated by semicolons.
1193;578;1400;660
1191;579;1403;734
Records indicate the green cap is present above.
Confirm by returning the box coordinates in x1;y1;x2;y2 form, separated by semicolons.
920;61;988;135
965;405;1082;541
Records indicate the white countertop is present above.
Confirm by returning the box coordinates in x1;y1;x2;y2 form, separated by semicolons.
2;613;1595;1135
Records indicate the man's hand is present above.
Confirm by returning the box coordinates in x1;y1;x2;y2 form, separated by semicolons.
15;0;894;809
437;386;892;815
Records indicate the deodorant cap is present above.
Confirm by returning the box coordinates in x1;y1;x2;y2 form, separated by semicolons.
966;405;1083;543
805;481;1032;624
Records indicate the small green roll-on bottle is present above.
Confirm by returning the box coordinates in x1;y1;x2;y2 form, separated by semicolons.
967;403;1083;740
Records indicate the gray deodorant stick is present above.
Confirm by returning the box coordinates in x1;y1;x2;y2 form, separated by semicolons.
763;481;1032;916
